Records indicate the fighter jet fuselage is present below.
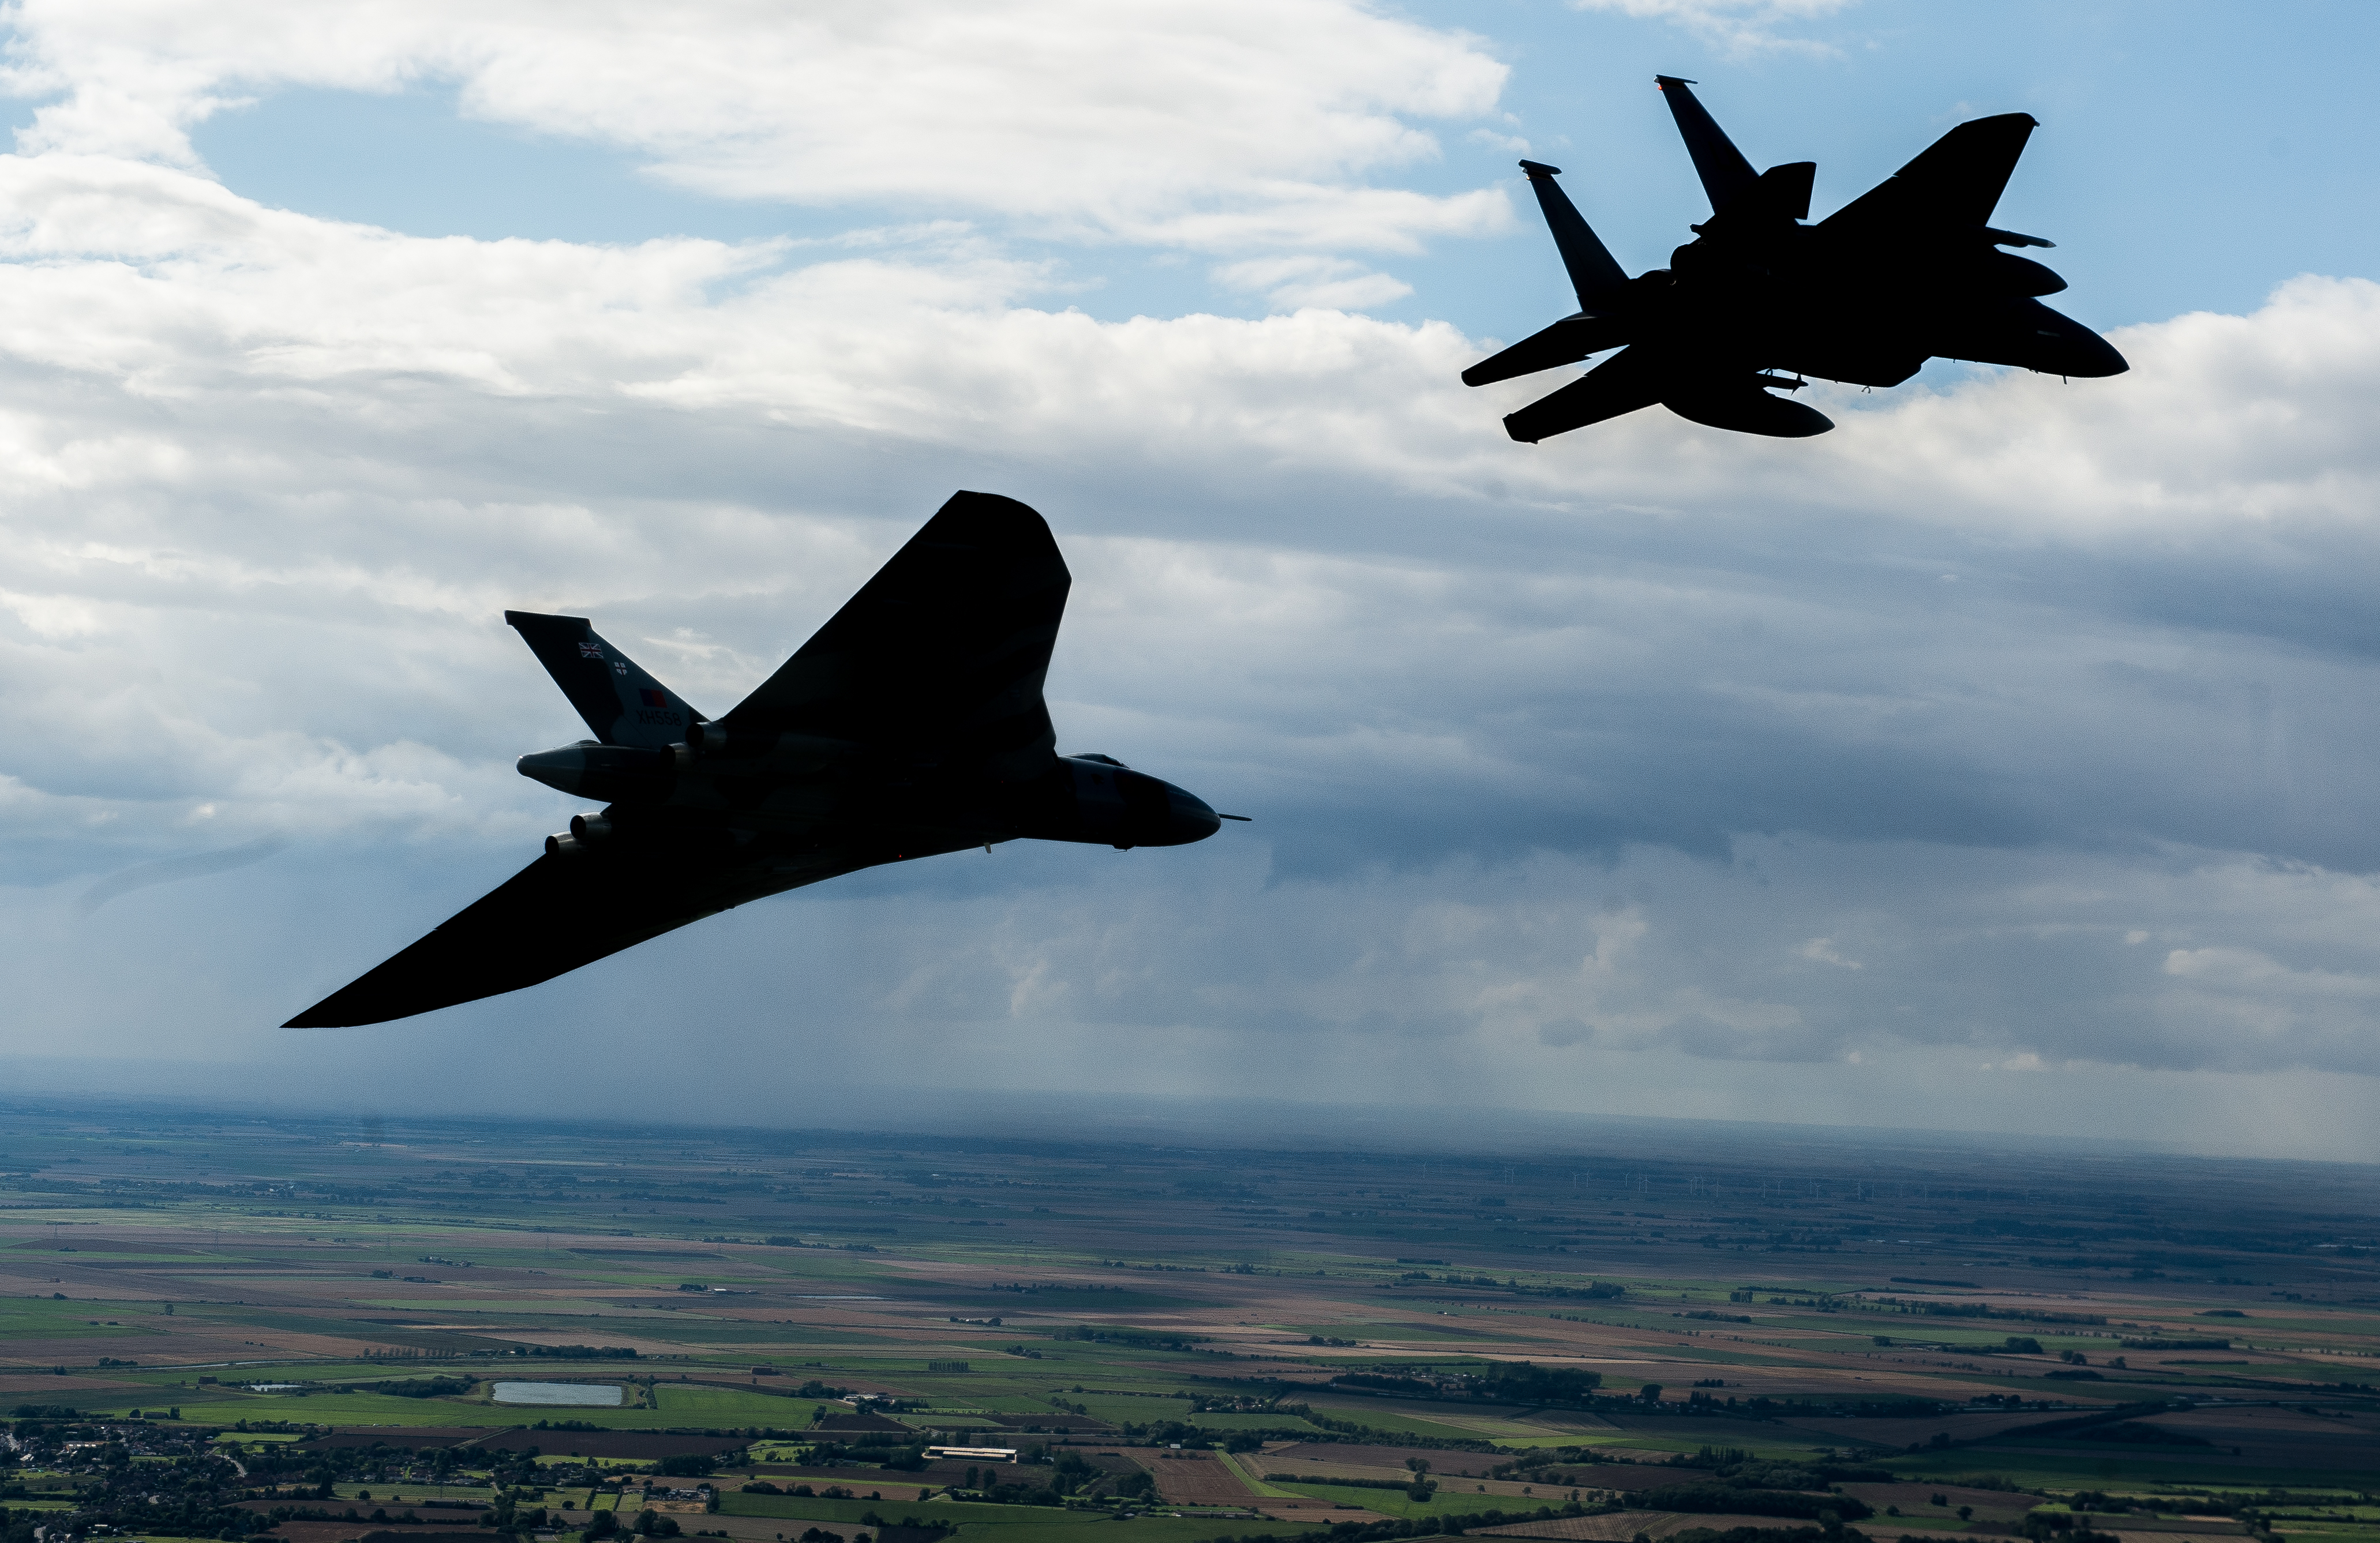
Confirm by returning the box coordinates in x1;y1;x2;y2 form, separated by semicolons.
1467;77;2127;441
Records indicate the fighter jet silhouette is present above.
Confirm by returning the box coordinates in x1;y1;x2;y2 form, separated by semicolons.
288;492;1231;1027
1466;77;2128;441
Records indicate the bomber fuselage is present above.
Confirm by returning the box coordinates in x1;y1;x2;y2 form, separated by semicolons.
518;734;1219;860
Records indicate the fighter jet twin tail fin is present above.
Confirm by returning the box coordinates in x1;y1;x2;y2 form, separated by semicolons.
1463;75;2126;444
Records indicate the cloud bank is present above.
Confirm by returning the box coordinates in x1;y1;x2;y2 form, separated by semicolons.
0;0;1512;254
0;2;2375;1157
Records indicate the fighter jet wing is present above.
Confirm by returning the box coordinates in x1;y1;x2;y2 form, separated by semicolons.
719;490;1069;783
283;842;893;1027
1819;112;2038;234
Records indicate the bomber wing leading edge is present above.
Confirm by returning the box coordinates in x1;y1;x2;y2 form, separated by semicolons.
287;491;1228;1028
1466;77;2127;441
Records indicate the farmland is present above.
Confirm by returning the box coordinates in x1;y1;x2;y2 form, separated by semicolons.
0;1099;2374;1543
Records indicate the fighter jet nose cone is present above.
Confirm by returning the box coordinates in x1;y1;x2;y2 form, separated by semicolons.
1167;783;1223;845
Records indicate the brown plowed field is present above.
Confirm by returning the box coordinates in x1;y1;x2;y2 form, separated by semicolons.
299;1429;488;1450
254;1524;380;1543
1265;1443;1511;1479
1142;1449;1265;1508
1836;1484;2040;1525
239;1503;485;1521
257;1529;493;1543
1472;1512;1819;1540
748;1462;1003;1489
990;1415;1116;1431
1264;1448;1688;1491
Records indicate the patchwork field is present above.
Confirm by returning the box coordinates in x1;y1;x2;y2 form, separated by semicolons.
0;1099;2374;1543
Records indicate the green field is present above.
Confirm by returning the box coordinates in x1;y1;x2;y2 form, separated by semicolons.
0;1297;162;1339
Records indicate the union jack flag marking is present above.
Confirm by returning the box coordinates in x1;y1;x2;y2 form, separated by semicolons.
578;641;604;659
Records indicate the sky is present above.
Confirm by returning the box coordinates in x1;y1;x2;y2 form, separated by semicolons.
3;0;2380;1162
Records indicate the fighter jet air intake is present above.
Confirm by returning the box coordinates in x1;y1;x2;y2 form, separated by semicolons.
1466;77;2128;442
287;493;1231;1028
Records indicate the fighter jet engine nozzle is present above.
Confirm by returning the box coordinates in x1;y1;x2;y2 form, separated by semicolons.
568;813;613;843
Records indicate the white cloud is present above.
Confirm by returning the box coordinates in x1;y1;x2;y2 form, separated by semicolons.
6;153;2380;896
1467;127;1531;155
1569;0;1861;58
1212;255;1415;311
1800;936;1861;968
0;0;1516;253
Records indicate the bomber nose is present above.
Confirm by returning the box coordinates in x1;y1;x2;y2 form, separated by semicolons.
1165;782;1222;844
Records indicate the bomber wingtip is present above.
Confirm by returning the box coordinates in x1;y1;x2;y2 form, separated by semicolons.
285;998;367;1028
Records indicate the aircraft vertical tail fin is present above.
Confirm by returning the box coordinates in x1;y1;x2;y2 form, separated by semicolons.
507;611;704;749
1655;76;1759;215
1517;160;1628;311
